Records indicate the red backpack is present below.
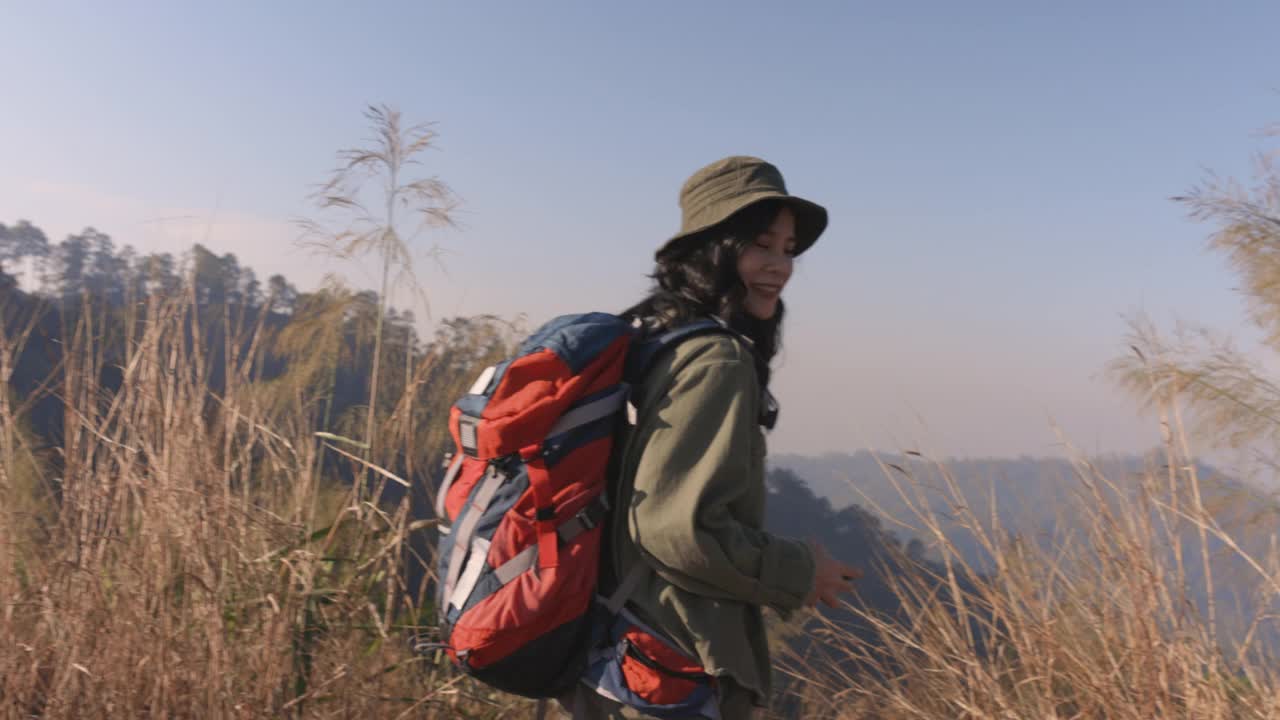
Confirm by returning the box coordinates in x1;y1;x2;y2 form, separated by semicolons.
428;312;739;709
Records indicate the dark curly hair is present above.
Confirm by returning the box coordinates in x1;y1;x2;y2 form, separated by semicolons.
622;199;786;386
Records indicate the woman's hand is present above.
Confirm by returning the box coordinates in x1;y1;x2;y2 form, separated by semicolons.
805;539;863;609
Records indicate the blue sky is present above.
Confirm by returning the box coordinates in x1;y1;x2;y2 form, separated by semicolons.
3;1;1279;458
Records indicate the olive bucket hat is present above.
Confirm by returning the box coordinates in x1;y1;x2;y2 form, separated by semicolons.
657;155;828;260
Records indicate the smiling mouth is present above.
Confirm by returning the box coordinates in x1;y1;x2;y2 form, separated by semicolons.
751;284;783;296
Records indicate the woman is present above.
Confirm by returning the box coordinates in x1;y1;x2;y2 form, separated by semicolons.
558;156;862;719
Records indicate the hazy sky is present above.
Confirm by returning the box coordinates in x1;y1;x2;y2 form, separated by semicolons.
4;1;1279;458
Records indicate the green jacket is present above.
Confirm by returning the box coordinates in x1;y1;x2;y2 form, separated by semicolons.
608;331;817;704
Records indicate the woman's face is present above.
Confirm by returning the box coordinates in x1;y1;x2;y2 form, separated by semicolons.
736;206;796;319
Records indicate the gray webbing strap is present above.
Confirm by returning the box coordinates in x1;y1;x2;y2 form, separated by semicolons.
605;564;648;615
480;499;607;593
441;465;506;608
468;365;497;395
457;500;608;606
434;454;464;520
492;544;539;587
546;386;628;439
448;536;491;611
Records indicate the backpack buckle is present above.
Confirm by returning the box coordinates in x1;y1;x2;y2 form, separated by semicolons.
458;415;480;457
575;507;597;531
557;498;609;544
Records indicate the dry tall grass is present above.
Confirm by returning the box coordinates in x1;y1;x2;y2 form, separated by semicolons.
3;279;1278;719
776;416;1280;718
0;286;535;718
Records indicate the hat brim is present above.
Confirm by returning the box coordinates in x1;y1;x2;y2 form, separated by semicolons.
656;192;828;261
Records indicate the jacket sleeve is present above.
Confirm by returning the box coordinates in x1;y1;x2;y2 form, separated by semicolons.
626;350;816;614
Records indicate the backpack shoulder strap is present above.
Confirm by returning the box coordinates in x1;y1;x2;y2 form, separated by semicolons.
623;317;778;429
623;317;734;386
601;318;770;614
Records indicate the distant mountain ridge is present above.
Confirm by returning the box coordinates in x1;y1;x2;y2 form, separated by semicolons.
769;449;1280;653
